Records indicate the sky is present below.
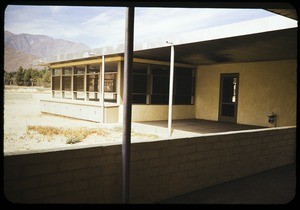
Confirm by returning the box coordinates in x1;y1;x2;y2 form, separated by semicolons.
4;5;279;49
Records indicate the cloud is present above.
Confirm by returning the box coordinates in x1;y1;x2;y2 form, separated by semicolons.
133;8;274;42
5;6;275;49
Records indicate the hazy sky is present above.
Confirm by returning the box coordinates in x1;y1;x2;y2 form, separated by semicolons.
4;5;278;49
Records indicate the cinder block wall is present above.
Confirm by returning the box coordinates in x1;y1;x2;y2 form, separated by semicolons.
4;127;296;204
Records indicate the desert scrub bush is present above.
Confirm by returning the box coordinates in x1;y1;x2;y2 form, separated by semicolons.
27;125;109;144
27;125;62;136
131;130;159;140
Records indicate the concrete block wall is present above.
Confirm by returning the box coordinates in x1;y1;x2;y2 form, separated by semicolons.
4;127;296;204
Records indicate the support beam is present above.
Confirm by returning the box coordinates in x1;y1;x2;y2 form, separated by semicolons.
101;55;105;123
122;7;134;204
167;43;175;138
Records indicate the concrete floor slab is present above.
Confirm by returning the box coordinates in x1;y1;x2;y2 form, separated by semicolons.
133;119;266;139
158;164;296;204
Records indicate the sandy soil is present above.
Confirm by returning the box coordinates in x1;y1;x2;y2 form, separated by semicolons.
3;87;161;154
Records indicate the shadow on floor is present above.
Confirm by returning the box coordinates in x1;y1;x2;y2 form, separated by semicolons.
140;119;266;134
158;164;296;204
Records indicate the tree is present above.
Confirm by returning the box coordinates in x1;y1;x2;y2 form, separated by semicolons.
16;66;24;86
42;68;51;87
4;71;13;85
23;68;32;86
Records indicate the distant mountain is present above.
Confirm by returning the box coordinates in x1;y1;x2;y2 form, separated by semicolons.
4;31;92;72
4;47;42;73
4;31;90;58
5;31;91;58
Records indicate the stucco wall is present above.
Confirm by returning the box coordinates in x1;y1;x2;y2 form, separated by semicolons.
195;59;297;127
40;99;119;123
4;127;296;203
131;105;195;122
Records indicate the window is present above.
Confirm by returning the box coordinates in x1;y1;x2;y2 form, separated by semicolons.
132;63;148;104
102;62;118;103
52;68;61;91
52;76;60;90
62;67;72;91
74;65;85;74
174;67;194;105
86;64;100;101
151;65;170;104
131;63;195;105
73;65;85;100
104;73;116;92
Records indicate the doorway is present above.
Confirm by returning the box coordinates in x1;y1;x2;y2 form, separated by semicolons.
218;73;239;123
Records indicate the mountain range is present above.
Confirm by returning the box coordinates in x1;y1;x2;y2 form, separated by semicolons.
4;31;91;72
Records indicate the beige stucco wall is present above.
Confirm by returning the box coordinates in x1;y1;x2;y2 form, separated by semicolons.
129;105;195;122
195;59;297;127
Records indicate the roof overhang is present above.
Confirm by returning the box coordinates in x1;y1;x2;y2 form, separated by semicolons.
36;12;297;67
133;27;297;66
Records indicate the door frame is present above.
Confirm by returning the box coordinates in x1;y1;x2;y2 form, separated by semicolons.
218;73;239;123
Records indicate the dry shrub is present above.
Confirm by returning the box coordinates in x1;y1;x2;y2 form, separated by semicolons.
131;130;159;140
27;125;108;144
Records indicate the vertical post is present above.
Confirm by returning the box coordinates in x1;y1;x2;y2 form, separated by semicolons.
60;69;63;99
168;44;175;138
101;55;105;123
71;67;74;100
84;66;87;101
51;69;54;98
122;7;134;204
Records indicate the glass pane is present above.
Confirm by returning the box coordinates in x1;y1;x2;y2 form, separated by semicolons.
152;76;169;94
105;62;118;72
87;74;99;92
104;79;115;92
105;73;116;80
175;67;193;77
151;64;169;75
73;75;84;91
132;94;147;104
133;74;147;94
133;63;148;74
62;67;72;75
174;96;191;105
52;69;61;76
62;76;71;91
175;76;192;95
52;77;60;90
87;64;100;73
151;95;169;104
74;66;85;74
104;73;116;92
222;104;235;117
222;77;235;103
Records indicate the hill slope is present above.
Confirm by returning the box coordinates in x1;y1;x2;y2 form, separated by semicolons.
5;31;91;58
4;31;92;72
4;47;42;73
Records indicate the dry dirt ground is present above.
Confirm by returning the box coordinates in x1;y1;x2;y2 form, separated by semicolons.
3;86;162;154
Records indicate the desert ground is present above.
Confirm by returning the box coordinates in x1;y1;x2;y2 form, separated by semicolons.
3;86;162;154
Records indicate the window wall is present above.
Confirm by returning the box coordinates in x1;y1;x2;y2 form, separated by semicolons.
51;61;119;103
132;63;195;105
51;60;194;105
